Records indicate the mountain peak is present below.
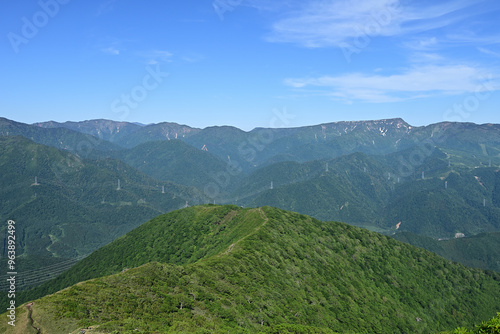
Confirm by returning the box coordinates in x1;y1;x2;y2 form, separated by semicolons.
7;205;500;333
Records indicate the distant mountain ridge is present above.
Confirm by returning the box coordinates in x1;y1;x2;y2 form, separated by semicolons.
30;117;500;168
0;117;121;156
3;116;500;274
34;118;201;148
33;119;144;143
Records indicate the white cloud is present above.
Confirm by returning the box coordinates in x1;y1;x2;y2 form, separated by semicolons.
243;0;303;12
102;47;120;55
181;55;204;63
265;0;492;48
266;0;399;47
404;34;500;53
140;50;173;65
407;52;447;64
284;65;499;103
404;37;439;51
478;47;500;57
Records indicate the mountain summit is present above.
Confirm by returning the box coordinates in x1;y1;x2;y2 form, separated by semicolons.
5;205;499;333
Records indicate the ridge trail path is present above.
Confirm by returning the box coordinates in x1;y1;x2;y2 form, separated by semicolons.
25;303;41;334
224;208;269;254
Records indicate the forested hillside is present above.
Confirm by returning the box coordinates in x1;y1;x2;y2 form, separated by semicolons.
0;136;207;291
1;205;499;333
3;117;500;291
393;231;500;272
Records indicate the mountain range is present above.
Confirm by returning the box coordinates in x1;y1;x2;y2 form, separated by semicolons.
2;116;500;332
1;116;500;287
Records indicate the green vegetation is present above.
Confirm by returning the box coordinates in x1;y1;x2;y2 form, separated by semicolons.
0;117;120;156
6;117;500;242
440;313;500;333
3;117;500;280
33;119;144;144
393;231;500;272
0;136;202;260
116;140;235;189
245;152;393;225
243;152;500;240
2;205;499;333
0;118;500;333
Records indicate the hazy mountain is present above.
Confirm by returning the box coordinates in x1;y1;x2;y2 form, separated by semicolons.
239;150;500;239
31;117;500;170
3;205;499;333
0;136;203;261
0;117;120;157
4;117;500;272
115;139;236;190
383;167;500;238
181;118;416;170
242;152;394;225
33;119;143;143
35;119;201;148
393;231;500;272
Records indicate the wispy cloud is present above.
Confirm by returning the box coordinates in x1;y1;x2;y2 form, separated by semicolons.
404;37;439;51
265;0;493;48
97;0;117;16
139;50;174;65
178;19;207;23
407;52;447;64
181;54;204;63
478;47;500;57
404;34;500;52
284;65;499;103
102;46;120;55
243;0;302;12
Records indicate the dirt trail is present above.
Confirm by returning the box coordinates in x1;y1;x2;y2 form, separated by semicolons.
25;303;41;334
223;208;269;254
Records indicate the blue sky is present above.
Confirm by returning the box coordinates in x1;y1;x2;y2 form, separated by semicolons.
1;0;500;130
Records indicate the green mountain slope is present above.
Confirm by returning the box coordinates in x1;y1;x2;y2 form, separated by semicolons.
7;116;500;283
6;117;500;275
116;139;236;190
11;205;263;303
228;160;325;203
247;154;394;227
3;205;500;333
383;168;500;238
0;117;121;156
33;119;144;144
34;119;200;149
233;149;500;240
0;136;200;261
393;231;500;272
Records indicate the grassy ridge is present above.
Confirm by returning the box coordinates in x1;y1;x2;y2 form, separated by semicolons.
2;205;499;333
242;151;500;240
